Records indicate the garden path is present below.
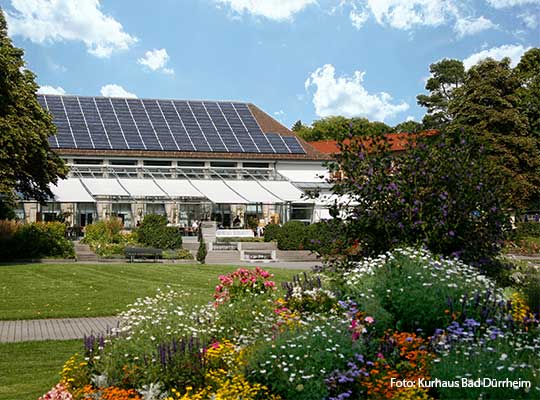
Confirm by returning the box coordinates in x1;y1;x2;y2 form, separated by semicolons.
0;316;119;343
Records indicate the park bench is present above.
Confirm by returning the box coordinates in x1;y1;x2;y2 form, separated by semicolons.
125;247;163;263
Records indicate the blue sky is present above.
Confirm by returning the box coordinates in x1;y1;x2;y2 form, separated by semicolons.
1;0;539;128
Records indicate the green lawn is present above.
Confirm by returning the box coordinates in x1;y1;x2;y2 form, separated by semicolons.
0;263;300;320
0;340;82;400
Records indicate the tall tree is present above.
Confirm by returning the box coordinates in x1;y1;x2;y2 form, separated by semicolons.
515;48;540;141
296;116;393;142
394;120;422;133
0;9;66;206
417;59;465;129
448;57;540;209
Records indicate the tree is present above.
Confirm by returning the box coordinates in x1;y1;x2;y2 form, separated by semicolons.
394;120;422;133
329;129;509;271
448;57;540;209
0;9;67;206
291;120;306;132
417;59;465;129
296;116;394;142
515;48;540;142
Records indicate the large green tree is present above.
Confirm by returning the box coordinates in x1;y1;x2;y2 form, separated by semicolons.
515;48;540;141
0;9;66;207
448;57;540;209
295;116;394;142
417;59;465;129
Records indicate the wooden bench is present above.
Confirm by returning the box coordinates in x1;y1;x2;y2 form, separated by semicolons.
125;247;163;263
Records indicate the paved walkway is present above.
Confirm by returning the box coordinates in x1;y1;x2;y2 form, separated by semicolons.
0;316;119;343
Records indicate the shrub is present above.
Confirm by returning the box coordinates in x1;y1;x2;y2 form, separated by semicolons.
136;214;182;250
263;223;281;242
330;130;510;271
0;221;74;259
513;221;540;239
276;221;306;250
83;218;124;244
338;247;500;335
214;267;276;305
303;220;347;258
196;240;207;264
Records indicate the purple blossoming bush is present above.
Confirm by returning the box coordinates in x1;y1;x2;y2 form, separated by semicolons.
329;130;510;275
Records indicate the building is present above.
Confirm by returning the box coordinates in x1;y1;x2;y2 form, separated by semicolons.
18;94;334;231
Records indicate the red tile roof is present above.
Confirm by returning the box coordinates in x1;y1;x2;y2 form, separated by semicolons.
309;130;439;155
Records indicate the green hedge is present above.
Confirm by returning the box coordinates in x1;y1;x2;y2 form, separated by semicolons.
277;221;307;250
136;214;183;250
513;221;540;239
0;221;74;259
263;224;281;242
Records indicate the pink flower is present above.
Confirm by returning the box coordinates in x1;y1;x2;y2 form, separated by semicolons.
264;281;276;288
364;316;375;324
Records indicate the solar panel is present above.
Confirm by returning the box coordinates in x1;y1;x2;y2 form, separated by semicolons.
282;136;305;154
266;133;290;153
38;94;306;155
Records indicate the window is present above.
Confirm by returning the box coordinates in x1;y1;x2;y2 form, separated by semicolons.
211;161;236;168
143;160;172;167
243;162;270;169
110;159;137;166
178;161;205;167
74;159;103;165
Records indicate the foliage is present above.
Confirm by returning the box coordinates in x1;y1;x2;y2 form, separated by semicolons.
393;120;423;133
246;315;355;400
295;116;394;142
214;267;276;305
276;221;307;250
263;223;281;242
196;240;207;264
137;214;182;250
331;129;510;269
416;58;465;129
0;9;67;203
515;48;540;149
282;272;337;314
218;236;264;243
513;221;540;239
337;248;500;335
448;58;540;210
38;383;73;400
82;218;135;257
161;248;194;260
0;221;74;259
303;220;347;259
521;273;540;315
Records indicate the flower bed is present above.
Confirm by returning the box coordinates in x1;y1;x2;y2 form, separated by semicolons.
42;251;540;399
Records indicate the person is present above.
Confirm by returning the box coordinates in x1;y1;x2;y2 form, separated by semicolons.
256;218;265;237
191;220;199;236
233;215;241;227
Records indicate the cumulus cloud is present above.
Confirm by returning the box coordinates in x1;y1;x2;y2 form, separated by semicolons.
5;0;137;58
486;0;540;8
215;0;316;21
349;7;369;29
463;44;531;69
406;115;416;121
37;85;66;95
454;16;497;38
138;48;174;74
520;13;539;29
305;64;409;122
364;0;459;30
100;84;137;98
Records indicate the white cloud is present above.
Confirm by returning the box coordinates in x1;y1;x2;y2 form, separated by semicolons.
406;115;416;121
100;84;137;98
305;64;409;122
454;16;497;37
520;13;539;29
5;0;137;58
137;48;174;74
364;0;459;30
37;85;66;95
350;8;369;29
487;0;540;8
215;0;316;21
463;44;531;69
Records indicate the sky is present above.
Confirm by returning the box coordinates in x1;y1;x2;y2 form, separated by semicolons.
1;0;539;129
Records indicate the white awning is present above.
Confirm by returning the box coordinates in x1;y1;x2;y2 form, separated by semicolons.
50;179;95;202
277;163;329;183
81;178;129;197
190;180;248;203
257;181;310;203
154;179;205;198
118;179;168;197
224;180;282;203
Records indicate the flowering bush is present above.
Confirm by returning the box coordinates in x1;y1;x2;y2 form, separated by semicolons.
214;267;276;305
38;384;73;400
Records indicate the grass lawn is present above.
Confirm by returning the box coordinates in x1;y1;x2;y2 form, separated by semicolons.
0;340;82;400
0;263;301;320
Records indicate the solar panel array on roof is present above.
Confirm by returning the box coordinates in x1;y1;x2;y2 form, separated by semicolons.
38;94;306;155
